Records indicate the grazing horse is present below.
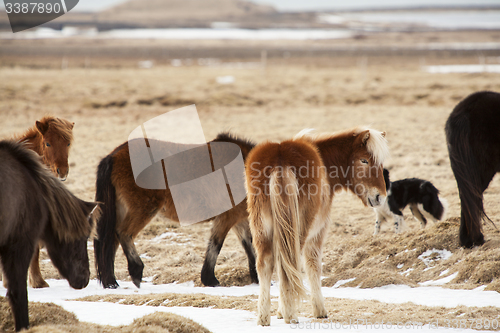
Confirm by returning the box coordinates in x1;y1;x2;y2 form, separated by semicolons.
94;132;257;288
0;140;97;332
6;116;75;289
245;127;389;326
446;91;500;248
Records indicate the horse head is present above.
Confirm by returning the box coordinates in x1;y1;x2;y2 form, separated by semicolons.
36;117;74;181
348;129;389;208
44;200;98;289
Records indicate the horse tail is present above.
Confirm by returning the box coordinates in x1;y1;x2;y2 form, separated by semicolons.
0;140;97;241
269;168;307;304
94;153;118;288
446;106;487;246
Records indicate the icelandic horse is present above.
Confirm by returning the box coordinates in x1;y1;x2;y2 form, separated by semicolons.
245;127;389;325
0;140;97;331
446;91;500;248
2;116;74;289
94;132;257;288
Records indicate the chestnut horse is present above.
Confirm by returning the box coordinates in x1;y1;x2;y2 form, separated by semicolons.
0;140;97;331
94;132;257;288
5;116;75;289
15;116;74;181
446;91;500;248
245;127;389;325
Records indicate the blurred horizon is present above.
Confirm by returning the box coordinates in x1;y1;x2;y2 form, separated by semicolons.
1;0;500;12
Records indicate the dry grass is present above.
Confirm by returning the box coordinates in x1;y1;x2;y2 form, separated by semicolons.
1;50;500;329
0;296;212;333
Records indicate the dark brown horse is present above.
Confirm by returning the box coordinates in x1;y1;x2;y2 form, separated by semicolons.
94;132;257;288
446;91;500;248
0;140;97;331
246;127;389;325
7;116;75;289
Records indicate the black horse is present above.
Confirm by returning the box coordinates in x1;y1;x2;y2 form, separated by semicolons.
0;140;98;331
445;91;500;248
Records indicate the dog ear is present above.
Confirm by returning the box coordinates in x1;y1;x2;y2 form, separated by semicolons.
383;168;390;183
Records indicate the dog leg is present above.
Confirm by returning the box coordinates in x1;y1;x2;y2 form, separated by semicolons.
373;209;386;235
409;203;427;228
394;213;404;234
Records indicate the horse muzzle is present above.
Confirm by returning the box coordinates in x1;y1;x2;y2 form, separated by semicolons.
56;167;69;181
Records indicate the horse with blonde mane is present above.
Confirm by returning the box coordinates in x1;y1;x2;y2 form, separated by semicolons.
245;127;389;326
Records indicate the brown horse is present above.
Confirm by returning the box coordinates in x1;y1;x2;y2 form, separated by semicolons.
5;116;75;289
0;140;97;331
94;132;257;288
15;115;74;181
245;127;389;326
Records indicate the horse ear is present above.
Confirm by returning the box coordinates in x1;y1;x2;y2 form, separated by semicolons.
361;130;370;145
71;122;75;129
36;120;49;135
381;131;386;138
83;201;101;227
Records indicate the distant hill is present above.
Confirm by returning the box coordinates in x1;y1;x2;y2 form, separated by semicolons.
95;0;280;28
0;0;322;31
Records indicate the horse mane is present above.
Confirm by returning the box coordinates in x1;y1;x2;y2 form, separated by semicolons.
0;140;93;241
295;126;390;166
213;131;256;151
16;115;74;143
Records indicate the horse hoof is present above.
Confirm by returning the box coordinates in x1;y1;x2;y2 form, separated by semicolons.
132;278;141;288
104;282;119;289
31;281;49;289
250;273;259;284
201;276;220;287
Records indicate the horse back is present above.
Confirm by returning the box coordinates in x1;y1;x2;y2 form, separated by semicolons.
246;138;324;194
447;91;500;169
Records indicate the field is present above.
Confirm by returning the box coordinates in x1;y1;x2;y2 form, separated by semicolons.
1;38;500;331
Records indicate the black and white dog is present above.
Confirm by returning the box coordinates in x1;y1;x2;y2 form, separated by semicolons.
374;169;447;235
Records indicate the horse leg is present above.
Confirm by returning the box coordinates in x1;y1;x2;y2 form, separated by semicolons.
117;233;144;288
232;220;258;284
115;196;160;288
459;170;494;247
0;244;34;331
201;214;235;286
28;245;49;288
256;239;274;326
304;224;328;319
409;203;427;229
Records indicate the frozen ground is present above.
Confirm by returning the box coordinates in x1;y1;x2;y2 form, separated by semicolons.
2;279;499;332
